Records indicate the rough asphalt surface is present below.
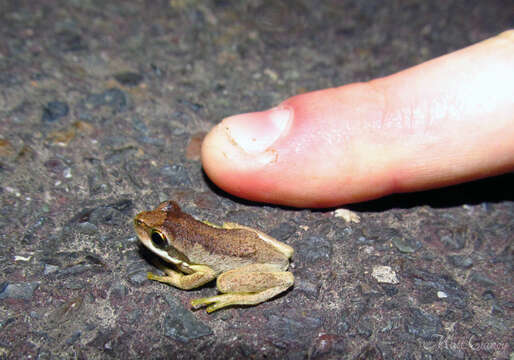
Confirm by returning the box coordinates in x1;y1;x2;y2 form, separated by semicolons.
0;0;513;359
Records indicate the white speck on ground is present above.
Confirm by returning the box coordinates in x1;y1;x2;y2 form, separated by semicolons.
371;265;399;284
334;208;361;223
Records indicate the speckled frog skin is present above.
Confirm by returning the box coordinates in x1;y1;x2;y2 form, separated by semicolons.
134;200;294;312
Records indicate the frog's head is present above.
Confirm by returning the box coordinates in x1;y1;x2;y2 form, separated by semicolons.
134;201;188;266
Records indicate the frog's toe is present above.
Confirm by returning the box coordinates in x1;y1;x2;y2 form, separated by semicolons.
206;302;228;313
147;272;162;281
191;297;209;308
191;295;235;312
191;296;219;307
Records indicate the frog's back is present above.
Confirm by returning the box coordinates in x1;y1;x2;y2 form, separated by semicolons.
162;202;289;273
189;225;289;273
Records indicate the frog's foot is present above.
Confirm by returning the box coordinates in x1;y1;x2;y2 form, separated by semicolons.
191;285;291;313
148;272;165;282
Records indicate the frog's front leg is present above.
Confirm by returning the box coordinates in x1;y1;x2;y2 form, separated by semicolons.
148;264;216;290
191;264;294;312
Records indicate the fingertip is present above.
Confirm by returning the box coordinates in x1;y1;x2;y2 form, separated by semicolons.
201;109;286;195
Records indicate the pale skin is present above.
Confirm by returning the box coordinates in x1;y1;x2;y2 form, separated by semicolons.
134;201;294;313
201;30;514;208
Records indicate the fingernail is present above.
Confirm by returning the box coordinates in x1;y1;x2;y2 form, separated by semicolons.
222;106;292;154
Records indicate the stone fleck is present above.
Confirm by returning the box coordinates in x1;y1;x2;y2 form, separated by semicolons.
0;282;39;300
372;265;399;284
42;101;69;122
114;72;143;86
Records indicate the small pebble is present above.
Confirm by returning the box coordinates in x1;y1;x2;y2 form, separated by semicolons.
437;291;448;298
114;72;143;86
372;265;399;284
0;282;39;300
42;101;69;122
334;208;360;223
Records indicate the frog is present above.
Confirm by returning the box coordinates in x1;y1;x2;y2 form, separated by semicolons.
134;200;294;313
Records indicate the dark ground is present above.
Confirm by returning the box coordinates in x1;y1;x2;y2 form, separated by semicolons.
0;0;513;359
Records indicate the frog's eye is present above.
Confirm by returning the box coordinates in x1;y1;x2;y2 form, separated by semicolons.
151;231;167;249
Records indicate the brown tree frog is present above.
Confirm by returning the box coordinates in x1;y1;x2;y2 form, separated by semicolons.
134;201;294;313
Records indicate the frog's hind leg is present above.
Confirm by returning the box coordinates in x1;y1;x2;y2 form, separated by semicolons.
191;264;294;313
